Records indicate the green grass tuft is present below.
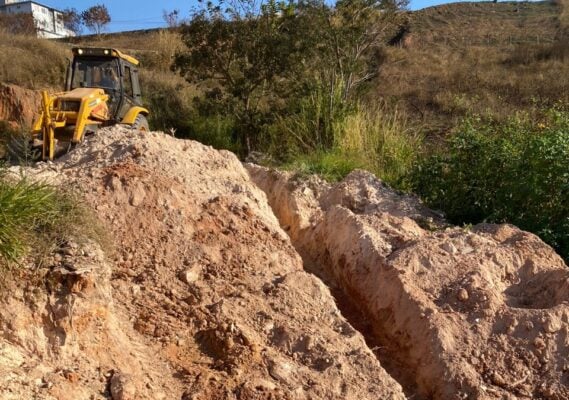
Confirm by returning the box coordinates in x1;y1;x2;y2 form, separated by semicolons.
0;165;105;266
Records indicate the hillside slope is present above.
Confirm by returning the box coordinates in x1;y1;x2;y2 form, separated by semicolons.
408;1;561;46
377;1;568;133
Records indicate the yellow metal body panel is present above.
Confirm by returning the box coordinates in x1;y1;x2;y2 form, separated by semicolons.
59;88;101;99
32;88;111;160
121;106;149;125
113;49;139;66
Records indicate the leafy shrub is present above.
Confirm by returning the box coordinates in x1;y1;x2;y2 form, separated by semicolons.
265;80;352;158
185;114;239;154
139;69;197;132
408;109;569;260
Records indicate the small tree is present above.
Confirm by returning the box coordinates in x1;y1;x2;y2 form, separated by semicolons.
81;4;111;35
175;0;301;153
174;0;406;154
305;0;408;101
61;8;82;35
163;9;181;28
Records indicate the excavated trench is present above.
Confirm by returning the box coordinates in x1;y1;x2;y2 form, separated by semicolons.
246;164;569;400
299;254;422;398
246;165;435;399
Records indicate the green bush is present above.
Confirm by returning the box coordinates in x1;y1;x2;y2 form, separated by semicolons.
140;70;197;132
185;114;239;154
408;109;569;260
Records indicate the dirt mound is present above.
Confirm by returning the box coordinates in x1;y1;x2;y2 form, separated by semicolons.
0;83;39;127
0;241;180;400
0;127;405;399
4;126;567;399
247;165;569;400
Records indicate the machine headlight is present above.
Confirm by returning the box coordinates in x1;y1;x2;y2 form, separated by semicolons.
77;49;83;55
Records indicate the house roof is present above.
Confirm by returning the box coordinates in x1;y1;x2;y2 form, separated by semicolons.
0;1;64;14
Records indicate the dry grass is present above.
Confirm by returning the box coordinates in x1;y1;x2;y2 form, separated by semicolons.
0;29;68;89
408;1;560;47
333;105;422;185
64;29;184;72
560;0;569;28
375;1;569;134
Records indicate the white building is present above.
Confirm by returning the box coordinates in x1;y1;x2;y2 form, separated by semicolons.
0;0;74;38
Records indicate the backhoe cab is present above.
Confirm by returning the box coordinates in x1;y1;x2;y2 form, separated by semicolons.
32;47;149;160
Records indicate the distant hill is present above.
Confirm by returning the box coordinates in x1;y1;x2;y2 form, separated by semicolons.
407;1;561;47
376;1;568;134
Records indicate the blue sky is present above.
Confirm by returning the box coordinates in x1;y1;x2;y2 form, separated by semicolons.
40;0;498;32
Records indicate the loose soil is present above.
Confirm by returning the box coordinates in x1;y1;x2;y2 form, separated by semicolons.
0;127;567;400
247;165;569;400
0;127;405;399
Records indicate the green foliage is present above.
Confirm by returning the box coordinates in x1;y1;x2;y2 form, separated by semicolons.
174;0;405;154
304;0;405;101
185;114;239;153
279;100;422;185
175;0;303;153
408;109;569;260
266;80;353;155
139;69;196;131
284;150;365;182
334;104;422;186
0;167;101;264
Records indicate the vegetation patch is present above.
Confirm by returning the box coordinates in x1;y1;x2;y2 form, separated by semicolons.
0;164;104;266
408;108;569;261
280;104;422;184
0;29;68;89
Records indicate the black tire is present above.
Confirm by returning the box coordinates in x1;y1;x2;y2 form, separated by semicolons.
132;114;149;131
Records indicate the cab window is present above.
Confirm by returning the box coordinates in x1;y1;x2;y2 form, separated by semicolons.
123;66;134;98
71;58;120;91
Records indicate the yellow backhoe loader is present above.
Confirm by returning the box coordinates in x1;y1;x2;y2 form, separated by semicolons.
31;47;149;160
